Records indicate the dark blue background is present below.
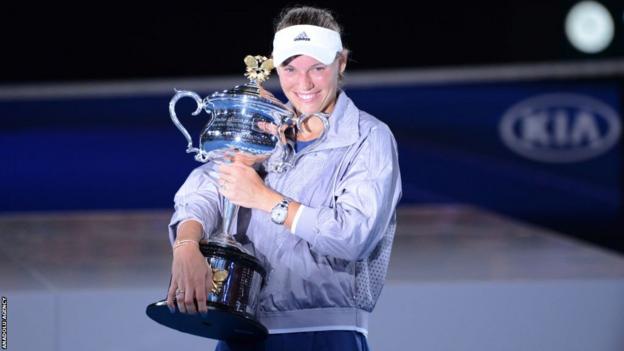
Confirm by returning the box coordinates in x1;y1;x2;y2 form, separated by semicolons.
1;80;621;250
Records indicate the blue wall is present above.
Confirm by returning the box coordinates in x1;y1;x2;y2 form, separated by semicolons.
1;80;621;246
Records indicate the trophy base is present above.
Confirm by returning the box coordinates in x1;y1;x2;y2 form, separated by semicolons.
146;300;268;341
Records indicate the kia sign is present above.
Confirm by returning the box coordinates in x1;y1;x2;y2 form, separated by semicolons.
499;94;621;163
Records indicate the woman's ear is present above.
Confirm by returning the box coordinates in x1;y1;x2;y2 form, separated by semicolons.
338;50;348;74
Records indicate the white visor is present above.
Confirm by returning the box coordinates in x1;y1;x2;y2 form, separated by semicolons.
272;24;343;66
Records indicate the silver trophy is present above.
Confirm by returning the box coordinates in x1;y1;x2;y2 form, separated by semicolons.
147;55;296;341
168;55;296;252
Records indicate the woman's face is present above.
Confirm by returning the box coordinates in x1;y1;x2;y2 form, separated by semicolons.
276;54;345;116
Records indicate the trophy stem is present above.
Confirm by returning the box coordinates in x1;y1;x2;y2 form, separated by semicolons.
222;199;239;236
209;197;247;253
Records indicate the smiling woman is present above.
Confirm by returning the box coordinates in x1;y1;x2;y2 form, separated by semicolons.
167;6;402;351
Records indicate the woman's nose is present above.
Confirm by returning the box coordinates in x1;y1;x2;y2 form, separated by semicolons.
297;72;314;90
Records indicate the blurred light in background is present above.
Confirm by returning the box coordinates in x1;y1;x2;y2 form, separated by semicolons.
565;1;615;54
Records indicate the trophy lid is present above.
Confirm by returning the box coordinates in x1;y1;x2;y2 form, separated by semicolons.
207;55;292;115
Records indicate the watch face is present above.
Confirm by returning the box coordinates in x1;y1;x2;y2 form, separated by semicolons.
271;206;288;224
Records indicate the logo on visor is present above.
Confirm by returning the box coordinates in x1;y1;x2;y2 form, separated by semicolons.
499;93;621;163
294;32;311;41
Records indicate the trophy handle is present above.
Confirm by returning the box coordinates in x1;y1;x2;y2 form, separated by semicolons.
296;112;330;152
169;89;212;162
296;112;330;134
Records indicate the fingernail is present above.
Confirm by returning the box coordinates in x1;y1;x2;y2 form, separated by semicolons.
168;305;175;314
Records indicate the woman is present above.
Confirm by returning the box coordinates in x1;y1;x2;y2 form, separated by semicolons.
166;6;402;351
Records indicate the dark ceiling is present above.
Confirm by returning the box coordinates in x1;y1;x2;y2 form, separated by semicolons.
3;1;622;83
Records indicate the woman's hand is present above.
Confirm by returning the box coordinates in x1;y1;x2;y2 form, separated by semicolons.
166;242;213;315
217;159;280;211
224;149;269;167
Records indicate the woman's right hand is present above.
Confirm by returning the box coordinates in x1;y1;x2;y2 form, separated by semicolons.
166;242;213;315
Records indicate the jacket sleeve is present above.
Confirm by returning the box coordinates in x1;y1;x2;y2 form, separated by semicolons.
168;163;222;245
292;124;402;261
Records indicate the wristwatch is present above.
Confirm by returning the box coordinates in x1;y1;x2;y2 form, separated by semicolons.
270;197;292;225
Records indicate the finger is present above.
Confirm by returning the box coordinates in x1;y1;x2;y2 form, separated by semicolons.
216;172;233;185
184;288;197;315
166;282;177;313
220;164;245;180
220;174;236;185
217;179;228;193
227;160;247;170
232;153;250;165
224;149;237;162
176;286;188;314
217;163;234;176
227;158;249;169
215;148;234;160
195;284;208;315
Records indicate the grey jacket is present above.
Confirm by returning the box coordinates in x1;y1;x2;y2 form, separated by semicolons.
169;91;402;335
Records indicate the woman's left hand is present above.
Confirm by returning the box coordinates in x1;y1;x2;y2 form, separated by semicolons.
217;159;275;211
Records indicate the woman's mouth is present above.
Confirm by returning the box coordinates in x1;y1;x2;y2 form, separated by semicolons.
295;92;319;102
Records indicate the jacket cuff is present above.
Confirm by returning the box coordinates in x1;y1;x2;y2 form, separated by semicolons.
290;204;305;234
292;205;320;244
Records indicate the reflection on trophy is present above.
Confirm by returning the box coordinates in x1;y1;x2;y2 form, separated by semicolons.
146;55;298;341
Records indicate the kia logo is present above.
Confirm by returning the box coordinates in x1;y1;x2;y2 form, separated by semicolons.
499;93;621;163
